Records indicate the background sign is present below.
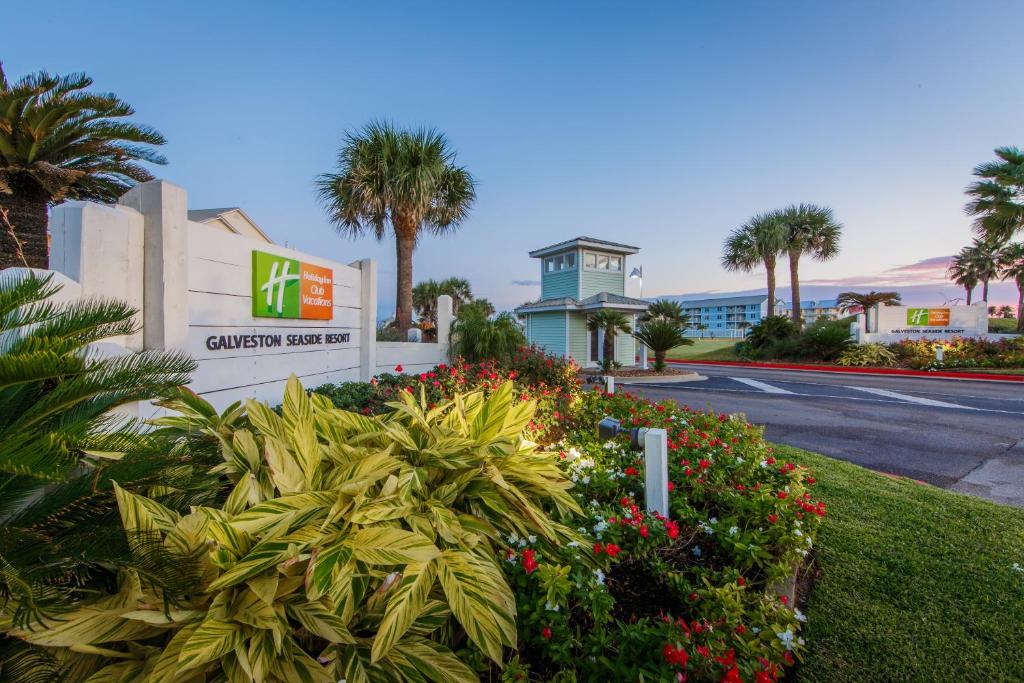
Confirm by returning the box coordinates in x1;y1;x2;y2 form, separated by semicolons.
252;250;333;319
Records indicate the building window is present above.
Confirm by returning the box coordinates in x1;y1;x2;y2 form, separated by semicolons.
544;253;577;273
584;251;622;272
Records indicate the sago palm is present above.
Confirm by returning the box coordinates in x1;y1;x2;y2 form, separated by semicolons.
722;212;787;316
641;299;689;325
633;319;692;371
587;310;632;370
776;204;842;325
998;242;1024;331
0;65;167;268
0;271;216;634
965;146;1024;243
317;122;476;337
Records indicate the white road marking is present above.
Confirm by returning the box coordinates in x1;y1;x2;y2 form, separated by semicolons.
730;377;794;394
845;386;976;410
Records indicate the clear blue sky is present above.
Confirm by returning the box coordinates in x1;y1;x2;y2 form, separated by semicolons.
7;0;1024;311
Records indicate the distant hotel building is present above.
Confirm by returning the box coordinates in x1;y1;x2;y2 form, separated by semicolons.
676;295;844;337
678;295;769;337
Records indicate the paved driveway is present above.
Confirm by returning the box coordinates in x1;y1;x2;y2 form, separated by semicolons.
620;364;1024;506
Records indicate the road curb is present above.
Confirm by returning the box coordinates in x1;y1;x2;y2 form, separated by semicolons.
664;359;1024;383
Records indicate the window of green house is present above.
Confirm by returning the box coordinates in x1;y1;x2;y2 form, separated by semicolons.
584;251;622;272
544;252;576;272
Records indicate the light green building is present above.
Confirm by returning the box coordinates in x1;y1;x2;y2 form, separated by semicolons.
514;237;649;368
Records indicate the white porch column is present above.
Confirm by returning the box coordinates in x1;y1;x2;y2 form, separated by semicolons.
355;258;377;381
118;181;189;352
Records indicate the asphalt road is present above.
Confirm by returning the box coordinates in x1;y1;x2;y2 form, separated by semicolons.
619;364;1024;507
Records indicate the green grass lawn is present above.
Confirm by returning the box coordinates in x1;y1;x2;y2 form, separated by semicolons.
779;445;1024;682
988;317;1019;334
664;338;740;361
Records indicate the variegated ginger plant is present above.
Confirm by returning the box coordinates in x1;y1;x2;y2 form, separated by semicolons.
6;377;583;682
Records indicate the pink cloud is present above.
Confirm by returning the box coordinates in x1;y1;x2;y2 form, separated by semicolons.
802;255;953;288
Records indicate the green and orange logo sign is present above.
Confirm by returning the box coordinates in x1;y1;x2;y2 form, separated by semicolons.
252;250;333;320
906;308;950;326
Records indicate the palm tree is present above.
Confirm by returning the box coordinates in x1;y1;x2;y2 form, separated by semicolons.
777;204;842;325
965;146;1024;243
836;290;901;331
948;248;980;305
965;237;1002;303
0;65;167;269
998;304;1014;319
641;299;689;325
634;319;693;372
694;322;708;339
460;297;495;318
998;242;1024;331
317;122;476;337
449;310;525;363
439;277;474;313
722;212;787;316
412;279;442;328
587;310;632;371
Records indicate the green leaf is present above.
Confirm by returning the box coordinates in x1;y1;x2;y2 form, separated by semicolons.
436;549;516;663
350;528;440;566
392;637;478;683
177;618;248;673
208;525;321;590
371;560;437;662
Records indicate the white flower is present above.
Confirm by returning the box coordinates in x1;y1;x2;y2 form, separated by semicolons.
728;526;739;536
518;538;527;548
759;461;768;468
751;627;760;634
582;476;591;484
578;527;587;534
798;637;806;646
567;541;580;548
593;569;606;585
699;521;714;535
794;608;807;623
692;546;702;557
545;601;560;612
528;535;537;544
507;532;520;545
776;629;795;649
794;529;803;538
710;517;718;524
1013;563;1023;573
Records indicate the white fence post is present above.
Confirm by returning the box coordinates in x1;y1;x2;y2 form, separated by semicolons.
604;375;615;394
356;258;377;381
638;342;649;370
437;294;454;346
644;428;669;517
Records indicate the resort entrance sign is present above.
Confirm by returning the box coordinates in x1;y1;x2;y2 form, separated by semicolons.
252;250;333;320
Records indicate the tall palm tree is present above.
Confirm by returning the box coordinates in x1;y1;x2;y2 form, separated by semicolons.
964;237;1002;303
722;212;787;316
439;276;473;313
965;146;1024;243
777;204;842;325
587;310;632;371
948;248;979;305
0;65;167;268
317;122;476;337
412;279;442;327
998;242;1024;331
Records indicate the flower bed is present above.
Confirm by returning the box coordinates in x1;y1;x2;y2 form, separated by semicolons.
499;388;822;682
888;335;1024;370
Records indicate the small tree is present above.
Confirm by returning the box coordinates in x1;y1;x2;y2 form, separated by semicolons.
587;311;632;371
449;309;525;363
634;319;693;371
836;291;902;331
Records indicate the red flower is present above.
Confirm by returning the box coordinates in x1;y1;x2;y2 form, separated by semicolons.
394;364;403;372
779;594;789;605
604;543;621;558
696;645;710;658
662;643;689;667
522;549;538;574
541;626;552;639
777;491;788;500
668;482;676;492
737;577;745;586
639;525;649;538
625;466;639;477
767;514;778;524
418;373;428;382
593;542;604;555
403;386;413;394
698;459;710;470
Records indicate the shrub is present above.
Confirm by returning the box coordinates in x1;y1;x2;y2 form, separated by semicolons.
746;316;798;351
797;321;854;361
6;377;582;682
890;336;1024;370
836;343;898;367
450;310;526;363
502;388;823;681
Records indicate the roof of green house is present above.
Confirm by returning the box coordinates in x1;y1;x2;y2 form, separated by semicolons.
528;236;640;258
515;292;650;314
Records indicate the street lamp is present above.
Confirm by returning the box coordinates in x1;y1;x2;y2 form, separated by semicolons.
629;266;643;299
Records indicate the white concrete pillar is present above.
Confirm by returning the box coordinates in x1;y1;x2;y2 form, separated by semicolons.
118;181;189;351
597;328;606;361
638;342;649;370
604;375;615;394
49;201;145;350
643;428;669;517
354;258;377;381
437;294;454;346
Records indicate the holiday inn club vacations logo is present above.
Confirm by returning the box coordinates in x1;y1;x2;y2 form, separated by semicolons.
252;250;333;320
906;308;950;326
